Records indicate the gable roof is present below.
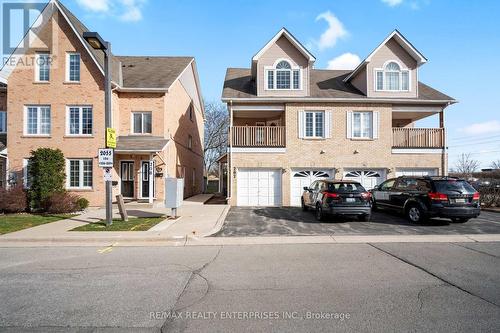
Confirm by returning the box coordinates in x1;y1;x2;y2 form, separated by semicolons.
344;29;427;82
117;56;194;89
252;28;316;62
222;68;455;103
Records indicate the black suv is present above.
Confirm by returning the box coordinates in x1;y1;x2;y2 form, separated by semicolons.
302;180;372;221
371;176;481;223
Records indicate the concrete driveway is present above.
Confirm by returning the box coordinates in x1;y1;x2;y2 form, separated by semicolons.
215;207;500;237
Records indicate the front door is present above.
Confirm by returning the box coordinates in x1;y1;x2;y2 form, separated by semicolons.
141;161;155;199
120;161;134;198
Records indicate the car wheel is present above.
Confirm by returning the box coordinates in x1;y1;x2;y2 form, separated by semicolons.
315;204;324;221
359;214;371;222
301;198;308;211
406;204;426;224
451;217;469;223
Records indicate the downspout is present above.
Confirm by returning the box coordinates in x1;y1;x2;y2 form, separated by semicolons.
228;100;233;202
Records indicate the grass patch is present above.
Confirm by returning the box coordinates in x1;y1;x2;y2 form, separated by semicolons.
71;216;166;231
0;214;73;235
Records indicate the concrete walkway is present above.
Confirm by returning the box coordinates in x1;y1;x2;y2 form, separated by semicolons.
0;194;229;245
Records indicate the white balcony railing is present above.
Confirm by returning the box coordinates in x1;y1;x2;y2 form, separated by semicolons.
232;126;285;147
392;128;445;148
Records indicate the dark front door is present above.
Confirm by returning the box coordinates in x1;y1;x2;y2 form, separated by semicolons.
141;161;155;199
120;161;134;198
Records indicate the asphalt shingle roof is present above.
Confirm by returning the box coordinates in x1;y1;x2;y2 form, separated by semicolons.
222;68;454;102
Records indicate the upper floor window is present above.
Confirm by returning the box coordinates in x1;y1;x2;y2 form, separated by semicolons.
189;103;194;121
347;111;379;140
132;112;152;134
375;61;409;92
0;111;6;133
188;135;193;149
66;53;81;82
266;60;301;90
67;106;93;136
298;110;331;139
35;52;50;82
25;105;51;135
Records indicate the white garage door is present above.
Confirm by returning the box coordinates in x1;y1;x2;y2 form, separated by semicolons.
290;169;333;206
343;169;386;190
396;168;438;177
237;169;281;206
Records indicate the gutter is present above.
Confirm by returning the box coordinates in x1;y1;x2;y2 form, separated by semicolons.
221;97;457;105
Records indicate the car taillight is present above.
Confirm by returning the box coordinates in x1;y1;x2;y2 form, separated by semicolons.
323;192;339;199
428;192;448;201
360;192;371;200
473;192;480;200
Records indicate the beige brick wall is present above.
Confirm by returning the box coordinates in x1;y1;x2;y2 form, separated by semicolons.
163;80;204;198
117;92;165;136
229;102;443;206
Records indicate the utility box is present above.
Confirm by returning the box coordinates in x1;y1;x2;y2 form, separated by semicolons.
165;178;184;209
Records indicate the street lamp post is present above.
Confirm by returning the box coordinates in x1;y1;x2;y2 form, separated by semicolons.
83;32;113;226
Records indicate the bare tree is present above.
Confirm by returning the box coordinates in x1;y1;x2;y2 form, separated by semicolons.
204;102;229;185
491;160;500;169
455;153;480;178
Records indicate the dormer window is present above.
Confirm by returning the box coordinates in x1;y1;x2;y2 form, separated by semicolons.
375;61;410;91
265;60;301;90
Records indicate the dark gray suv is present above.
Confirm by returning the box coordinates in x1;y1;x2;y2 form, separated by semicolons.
302;180;372;221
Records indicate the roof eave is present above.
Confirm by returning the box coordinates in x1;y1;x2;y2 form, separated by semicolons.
221;96;456;105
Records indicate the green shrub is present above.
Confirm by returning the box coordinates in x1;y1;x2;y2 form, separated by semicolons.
45;192;79;214
27;148;66;210
76;197;90;210
0;185;28;213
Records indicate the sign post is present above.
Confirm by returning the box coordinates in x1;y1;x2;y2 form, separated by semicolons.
98;148;114;226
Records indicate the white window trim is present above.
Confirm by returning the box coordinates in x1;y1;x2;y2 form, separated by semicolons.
373;60;411;92
23;105;51;136
34;52;50;82
264;58;303;91
351;111;374;139
66;52;81;82
0;111;6;134
66;105;93;136
66;159;93;190
304;111;325;139
130;112;153;135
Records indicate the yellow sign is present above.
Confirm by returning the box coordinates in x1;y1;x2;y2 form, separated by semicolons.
106;128;116;148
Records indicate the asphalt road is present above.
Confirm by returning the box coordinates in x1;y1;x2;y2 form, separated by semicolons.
0;243;499;332
216;208;500;236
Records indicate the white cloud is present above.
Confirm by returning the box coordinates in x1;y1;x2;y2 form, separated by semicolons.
76;0;110;12
315;11;348;50
76;0;146;22
327;53;361;70
460;120;500;135
381;0;404;7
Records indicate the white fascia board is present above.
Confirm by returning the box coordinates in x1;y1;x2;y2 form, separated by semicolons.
252;28;315;62
230;147;286;153
344;30;427;82
222;97;456;105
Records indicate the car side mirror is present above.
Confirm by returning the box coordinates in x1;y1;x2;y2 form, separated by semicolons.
373;185;379;191
303;186;310;191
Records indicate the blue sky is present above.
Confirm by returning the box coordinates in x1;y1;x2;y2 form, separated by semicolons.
19;0;500;169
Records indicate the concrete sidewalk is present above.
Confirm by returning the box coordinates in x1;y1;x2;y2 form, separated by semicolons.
0;194;230;245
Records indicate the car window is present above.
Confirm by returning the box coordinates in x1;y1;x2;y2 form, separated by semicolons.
380;179;395;191
416;180;431;192
433;180;476;194
329;183;366;192
395;178;418;191
310;181;318;191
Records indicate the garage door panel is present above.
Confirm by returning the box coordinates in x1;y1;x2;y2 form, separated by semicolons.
290;169;333;207
237;169;282;207
343;169;386;190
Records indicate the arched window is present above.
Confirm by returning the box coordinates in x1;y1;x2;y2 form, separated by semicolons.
266;59;301;90
375;61;409;91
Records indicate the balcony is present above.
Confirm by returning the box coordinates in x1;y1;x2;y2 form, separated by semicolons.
392;128;444;149
232;126;285;147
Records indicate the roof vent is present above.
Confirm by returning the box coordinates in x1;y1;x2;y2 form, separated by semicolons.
145;57;150;60
128;64;135;67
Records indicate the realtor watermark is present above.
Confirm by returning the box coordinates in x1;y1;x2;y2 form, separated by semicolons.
1;0;59;71
150;311;351;321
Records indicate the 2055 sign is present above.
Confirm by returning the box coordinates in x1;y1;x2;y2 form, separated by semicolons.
98;148;114;168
